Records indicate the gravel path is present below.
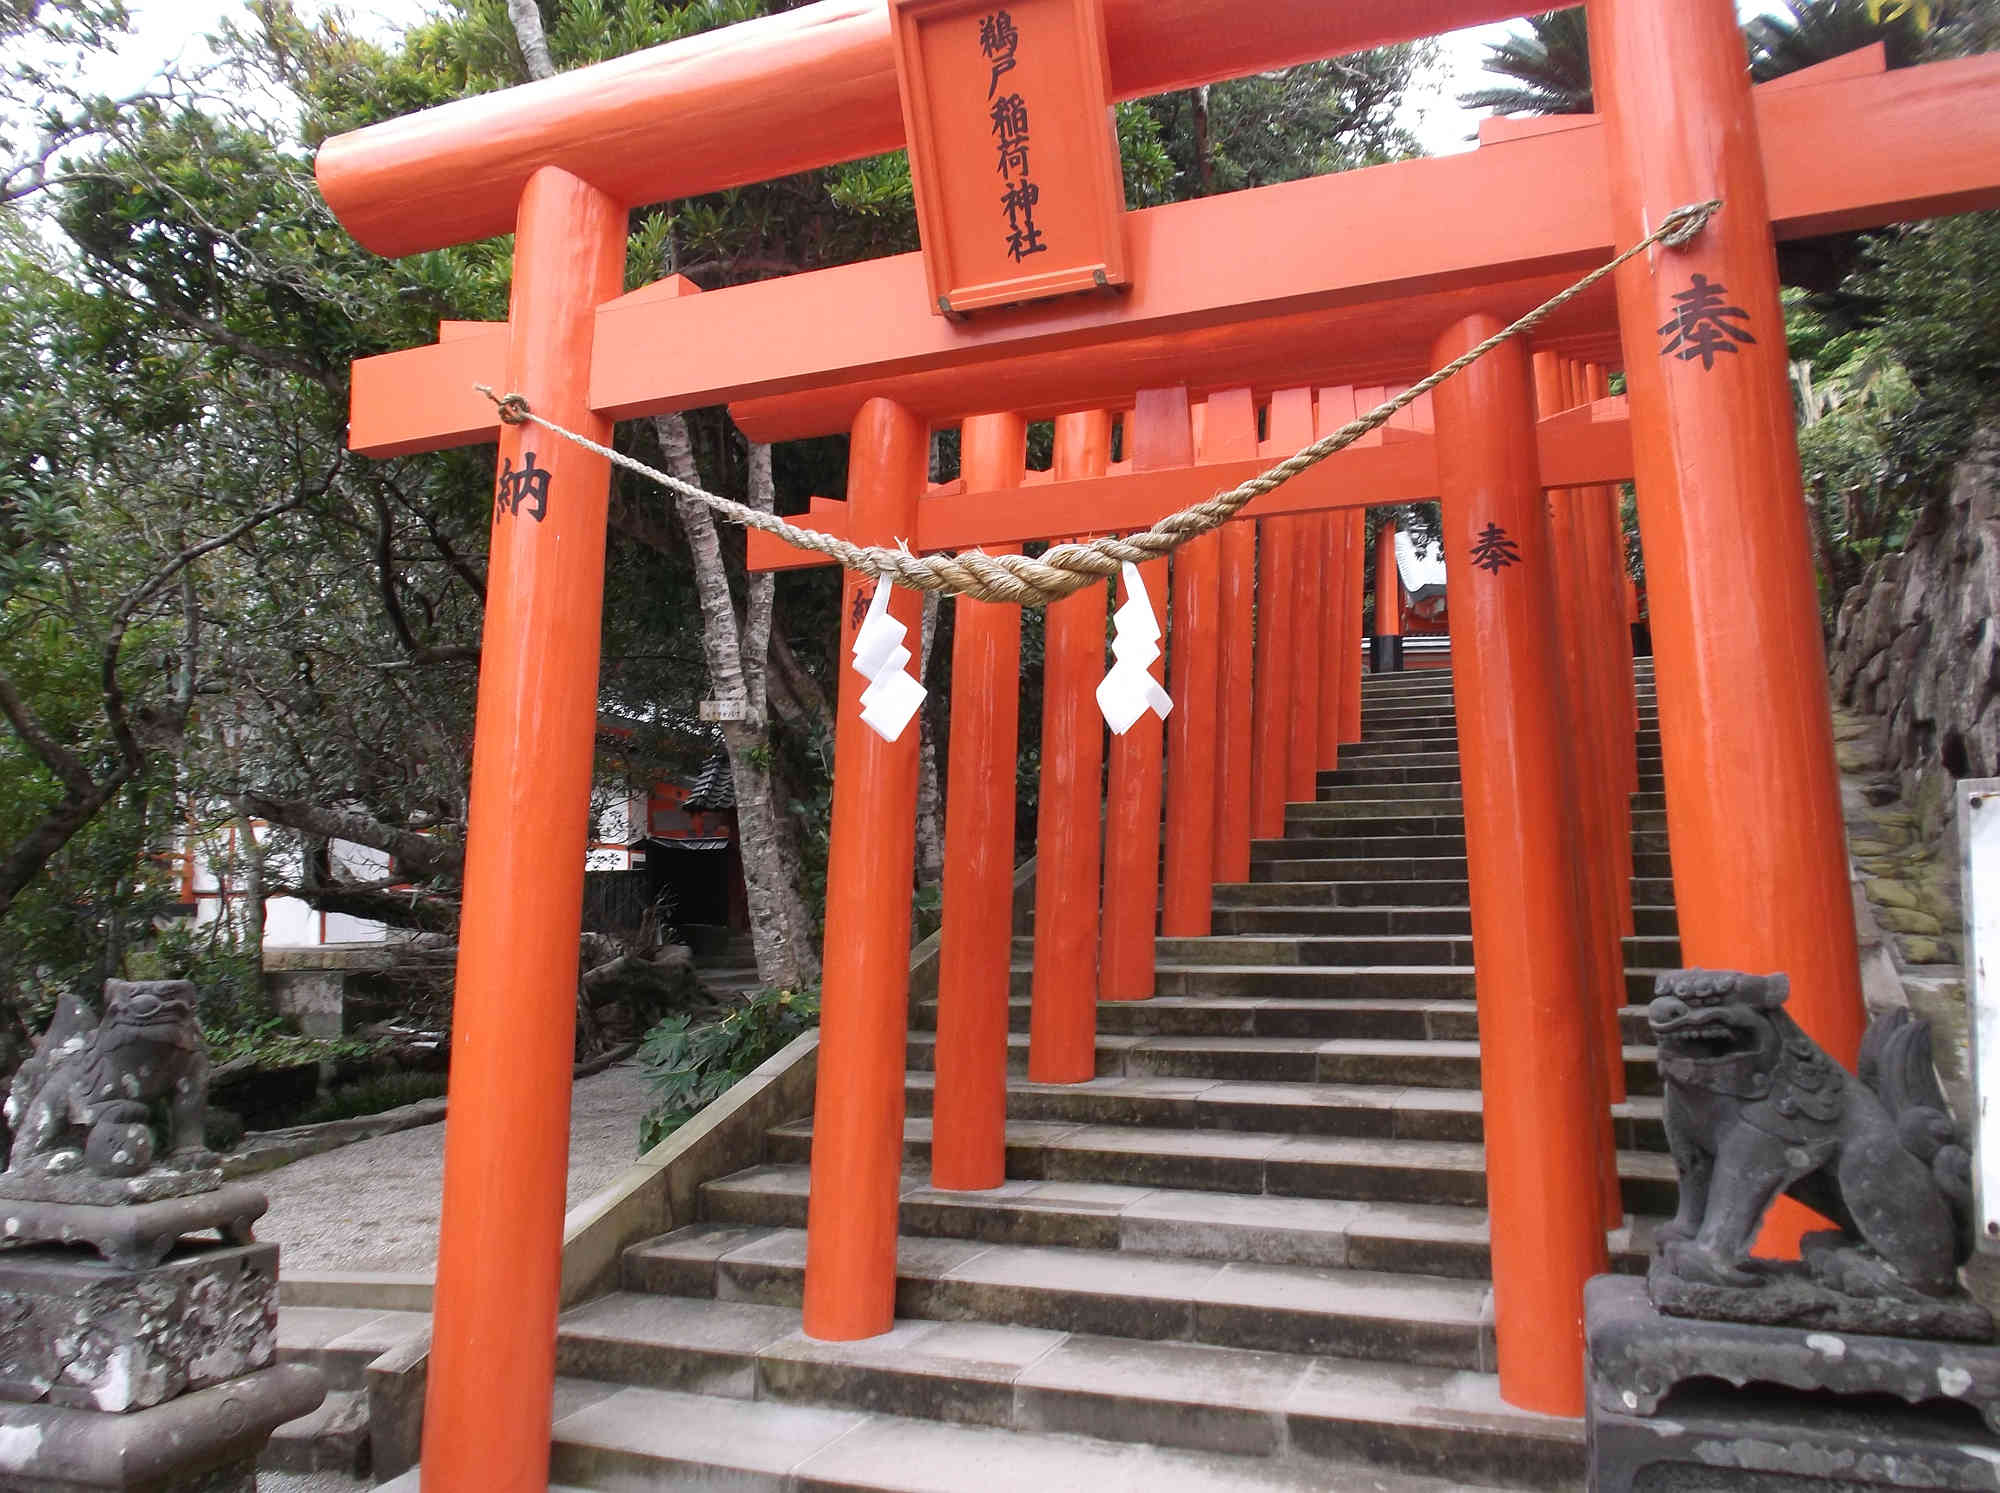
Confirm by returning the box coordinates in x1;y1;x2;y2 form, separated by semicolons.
258;1060;652;1275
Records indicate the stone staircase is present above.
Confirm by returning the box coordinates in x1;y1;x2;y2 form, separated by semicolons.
533;663;1679;1490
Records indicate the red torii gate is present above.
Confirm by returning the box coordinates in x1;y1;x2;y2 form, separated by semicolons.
319;2;2000;1484
737;366;1645;1204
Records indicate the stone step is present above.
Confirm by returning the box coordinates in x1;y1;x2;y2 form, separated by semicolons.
1338;732;1660;759
920;993;1667;1049
919;1026;1665;1097
896;1065;1668;1151
1251;834;1671;863
1252;832;1474;860
1209;903;1480;935
538;1372;1561;1492
1357;703;1656;724
699;1162;1659;1280
1280;808;1668;837
1209;904;1681;938
1315;781;1467;803
1248;853;1674;883
1324;749;1658;774
1317;768;1665;792
262;1387;370;1477
1304;788;1669;813
762;1118;1679;1216
275;1304;429;1392
1006;963;1512;1000
1210;879;1479;908
1319;748;1465;772
1134;932;1682;968
1224;873;1680;909
622;1223;1497;1371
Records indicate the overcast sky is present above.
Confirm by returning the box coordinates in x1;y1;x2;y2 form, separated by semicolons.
107;2;1782;157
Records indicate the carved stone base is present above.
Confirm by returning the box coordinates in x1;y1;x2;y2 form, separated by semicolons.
1589;1274;2000;1492
1649;1246;1995;1344
0;1363;322;1491
0;1162;222;1208
0;1241;277;1413
0;1184;265;1271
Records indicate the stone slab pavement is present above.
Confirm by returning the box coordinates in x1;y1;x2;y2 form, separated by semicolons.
259;1059;652;1275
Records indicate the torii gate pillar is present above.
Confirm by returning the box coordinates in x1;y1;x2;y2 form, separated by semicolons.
1433;312;1611;1416
1589;0;1866;1075
420;167;625;1493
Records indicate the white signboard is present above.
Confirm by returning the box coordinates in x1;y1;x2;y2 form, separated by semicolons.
699;699;747;723
1963;780;2000;1252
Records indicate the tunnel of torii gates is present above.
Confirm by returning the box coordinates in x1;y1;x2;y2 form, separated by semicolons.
316;0;2000;1480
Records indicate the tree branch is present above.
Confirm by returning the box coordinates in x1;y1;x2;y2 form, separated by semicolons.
0;669;98;801
241;792;464;882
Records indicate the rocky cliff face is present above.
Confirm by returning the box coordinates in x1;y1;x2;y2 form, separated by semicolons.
1831;422;2000;847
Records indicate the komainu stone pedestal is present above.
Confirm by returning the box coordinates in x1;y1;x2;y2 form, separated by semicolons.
0;1237;323;1491
1587;1274;2000;1492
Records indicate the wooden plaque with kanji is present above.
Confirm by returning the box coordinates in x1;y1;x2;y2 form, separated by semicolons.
888;0;1130;316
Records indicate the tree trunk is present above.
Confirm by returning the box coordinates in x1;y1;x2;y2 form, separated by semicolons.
232;799;267;1001
653;414;820;988
1192;85;1214;196
506;0;557;81
914;593;945;887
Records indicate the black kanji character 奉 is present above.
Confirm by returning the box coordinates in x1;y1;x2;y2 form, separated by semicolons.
495;451;552;522
978;11;1019;99
1469;523;1522;573
1000;178;1047;260
1657;273;1756;371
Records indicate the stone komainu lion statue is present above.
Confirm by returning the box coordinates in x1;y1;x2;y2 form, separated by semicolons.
4;980;210;1179
1650;969;1972;1300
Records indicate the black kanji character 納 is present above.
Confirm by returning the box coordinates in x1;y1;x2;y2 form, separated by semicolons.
978;11;1018;99
1469;522;1522;573
496;451;552;522
1000;177;1047;260
849;585;873;631
1657;273;1756;371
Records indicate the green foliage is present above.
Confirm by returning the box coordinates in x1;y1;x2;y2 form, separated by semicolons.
295;1069;449;1124
637;984;819;1151
1787;211;2000;607
1136;47;1434;200
152;921;272;1042
1460;9;1594;117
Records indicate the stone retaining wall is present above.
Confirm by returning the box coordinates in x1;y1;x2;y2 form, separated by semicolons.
1830;421;2000;849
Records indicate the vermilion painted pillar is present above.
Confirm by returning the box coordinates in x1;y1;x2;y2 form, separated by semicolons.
1533;353;1628;1121
420;168;623;1493
1102;389;1190;1000
1579;362;1637;936
1312;390;1360;760
932;413;1026;1190
1271;391;1324;805
802;396;928;1340
1341;508;1365;743
1317;517;1345;770
1434;312;1611;1417
1588;0;1865;1068
1250;513;1296;840
1163;415;1223;939
1372;518;1403;673
1029;411;1112;1083
1208;391;1259;884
